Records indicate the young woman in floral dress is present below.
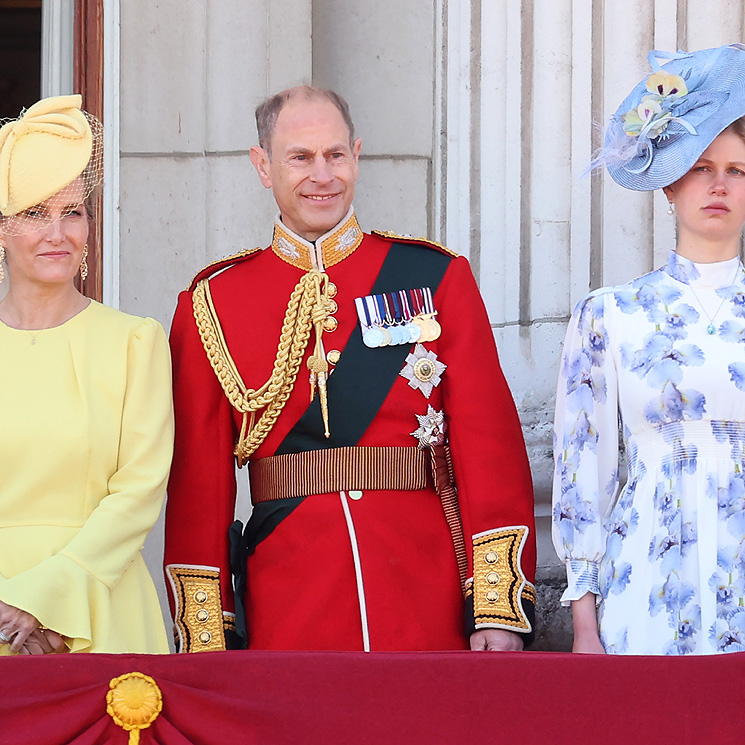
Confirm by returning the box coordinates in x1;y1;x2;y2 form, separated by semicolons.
553;44;745;654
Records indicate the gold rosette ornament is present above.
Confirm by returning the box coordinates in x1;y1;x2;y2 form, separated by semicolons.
106;672;163;744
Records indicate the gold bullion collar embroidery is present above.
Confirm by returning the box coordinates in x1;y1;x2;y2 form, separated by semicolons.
271;207;363;272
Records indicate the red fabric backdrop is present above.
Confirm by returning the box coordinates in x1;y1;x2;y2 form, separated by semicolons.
3;650;742;744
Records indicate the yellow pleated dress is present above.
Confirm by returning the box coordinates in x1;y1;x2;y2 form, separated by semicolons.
0;301;173;654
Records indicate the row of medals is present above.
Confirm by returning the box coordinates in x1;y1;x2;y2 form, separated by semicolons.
356;289;442;348
363;313;441;348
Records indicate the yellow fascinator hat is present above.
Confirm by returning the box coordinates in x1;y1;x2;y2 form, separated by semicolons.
0;94;103;231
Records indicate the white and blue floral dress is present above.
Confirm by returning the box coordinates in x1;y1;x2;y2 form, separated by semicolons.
553;250;745;655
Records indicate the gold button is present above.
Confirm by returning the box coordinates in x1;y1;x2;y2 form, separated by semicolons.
198;631;212;644
486;572;500;585
327;282;338;298
194;590;208;603
325;299;338;315
484;551;499;564
486;590;500;603
323;317;338;332
196;609;209;622
327;349;341;365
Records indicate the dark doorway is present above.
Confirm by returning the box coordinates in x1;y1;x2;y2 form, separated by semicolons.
0;0;42;120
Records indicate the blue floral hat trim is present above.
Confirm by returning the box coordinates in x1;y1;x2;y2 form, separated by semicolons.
595;44;745;191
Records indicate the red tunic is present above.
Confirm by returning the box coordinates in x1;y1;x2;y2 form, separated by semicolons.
165;217;535;652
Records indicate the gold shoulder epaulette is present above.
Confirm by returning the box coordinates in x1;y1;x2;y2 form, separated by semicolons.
372;230;459;258
187;247;264;291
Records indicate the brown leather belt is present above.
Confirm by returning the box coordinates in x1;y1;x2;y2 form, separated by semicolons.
249;446;429;503
249;443;468;591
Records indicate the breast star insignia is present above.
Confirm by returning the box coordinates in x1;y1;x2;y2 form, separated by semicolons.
399;344;447;398
410;405;446;448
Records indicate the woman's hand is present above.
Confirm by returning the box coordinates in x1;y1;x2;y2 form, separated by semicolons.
572;632;606;654
0;599;40;654
21;629;69;655
571;592;606;654
0;599;66;654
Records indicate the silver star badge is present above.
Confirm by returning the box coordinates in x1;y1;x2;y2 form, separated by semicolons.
399;344;446;398
410;405;446;448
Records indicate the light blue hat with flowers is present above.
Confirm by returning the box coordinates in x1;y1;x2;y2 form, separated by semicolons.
599;43;745;191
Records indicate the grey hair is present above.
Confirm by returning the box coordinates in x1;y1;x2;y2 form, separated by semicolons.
255;86;355;157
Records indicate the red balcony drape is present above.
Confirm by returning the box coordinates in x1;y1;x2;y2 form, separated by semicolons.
3;650;742;744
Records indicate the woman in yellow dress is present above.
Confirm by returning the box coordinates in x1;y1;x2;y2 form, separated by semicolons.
0;96;173;654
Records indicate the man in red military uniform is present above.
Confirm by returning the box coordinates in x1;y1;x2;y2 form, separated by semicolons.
165;87;536;652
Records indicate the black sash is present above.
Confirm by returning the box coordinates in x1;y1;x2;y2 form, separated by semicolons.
277;241;452;453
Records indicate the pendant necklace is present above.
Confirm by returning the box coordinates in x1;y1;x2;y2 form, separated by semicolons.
687;260;741;335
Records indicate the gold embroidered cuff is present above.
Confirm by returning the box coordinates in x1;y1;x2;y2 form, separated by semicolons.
166;564;227;653
470;527;533;633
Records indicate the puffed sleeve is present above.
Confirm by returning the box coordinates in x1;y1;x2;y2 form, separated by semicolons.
552;291;620;604
436;256;537;638
164;290;239;652
0;317;174;650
